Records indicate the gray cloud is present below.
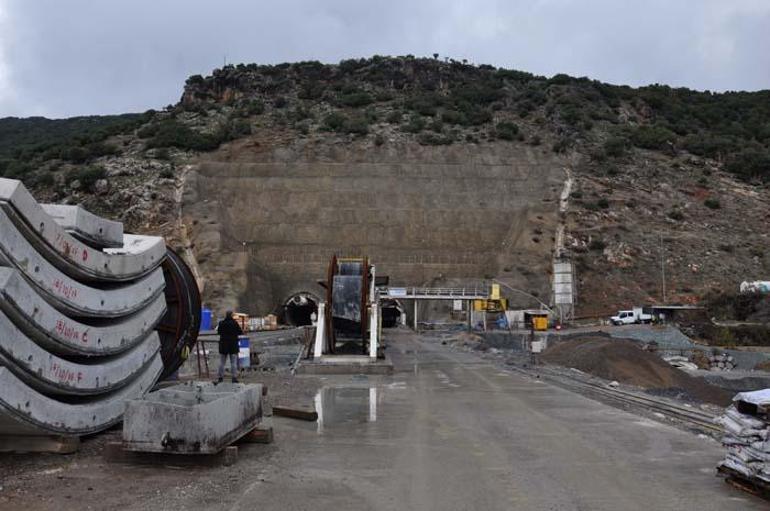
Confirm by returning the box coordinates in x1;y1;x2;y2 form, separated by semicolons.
1;0;768;118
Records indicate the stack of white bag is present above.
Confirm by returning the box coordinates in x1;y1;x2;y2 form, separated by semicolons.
716;389;770;484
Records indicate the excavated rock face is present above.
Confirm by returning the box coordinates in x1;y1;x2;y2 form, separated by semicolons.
183;136;566;314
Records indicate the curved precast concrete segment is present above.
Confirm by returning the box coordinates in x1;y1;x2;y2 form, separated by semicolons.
0;178;165;282
0;209;166;318
0;356;162;436
41;204;123;249
0;311;160;395
0;268;166;356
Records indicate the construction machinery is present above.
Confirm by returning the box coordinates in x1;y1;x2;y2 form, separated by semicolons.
313;255;382;359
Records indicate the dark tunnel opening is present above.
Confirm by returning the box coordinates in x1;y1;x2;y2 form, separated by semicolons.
381;299;402;328
284;293;319;327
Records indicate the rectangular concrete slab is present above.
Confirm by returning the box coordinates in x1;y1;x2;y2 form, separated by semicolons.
123;381;263;454
298;354;394;375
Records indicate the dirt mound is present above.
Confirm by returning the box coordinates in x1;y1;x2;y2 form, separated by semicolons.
446;331;489;351
542;337;731;405
452;332;484;345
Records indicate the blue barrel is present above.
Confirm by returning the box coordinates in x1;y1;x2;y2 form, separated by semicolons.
238;336;250;369
200;307;212;331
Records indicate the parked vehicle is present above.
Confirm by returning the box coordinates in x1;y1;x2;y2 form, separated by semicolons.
610;307;652;325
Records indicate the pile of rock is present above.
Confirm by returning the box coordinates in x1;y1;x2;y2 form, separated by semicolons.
663;355;699;371
708;352;736;371
716;390;770;491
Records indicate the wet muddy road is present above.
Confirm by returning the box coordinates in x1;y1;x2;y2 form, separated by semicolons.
226;329;764;511
3;329;762;510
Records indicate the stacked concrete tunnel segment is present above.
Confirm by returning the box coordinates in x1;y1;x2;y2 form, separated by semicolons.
0;178;200;437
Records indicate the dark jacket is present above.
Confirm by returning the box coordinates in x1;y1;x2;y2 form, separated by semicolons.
217;317;243;355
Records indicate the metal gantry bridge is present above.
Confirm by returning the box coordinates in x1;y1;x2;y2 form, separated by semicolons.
379;286;493;331
380;286;490;301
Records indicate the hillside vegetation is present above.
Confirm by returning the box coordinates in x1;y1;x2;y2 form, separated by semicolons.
0;56;768;315
2;56;769;190
0;114;149;186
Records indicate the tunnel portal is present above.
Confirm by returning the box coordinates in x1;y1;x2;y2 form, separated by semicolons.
284;293;319;326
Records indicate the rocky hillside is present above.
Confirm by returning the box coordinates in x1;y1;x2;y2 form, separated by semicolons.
1;56;769;317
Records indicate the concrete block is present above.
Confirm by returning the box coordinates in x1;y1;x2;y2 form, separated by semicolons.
223;445;238;466
240;424;274;444
0;209;165;318
123;381;263;454
297;354;394;375
0;356;162;436
0;267;166;356
0;178;165;282
0;309;160;395
41;204;123;248
105;441;240;467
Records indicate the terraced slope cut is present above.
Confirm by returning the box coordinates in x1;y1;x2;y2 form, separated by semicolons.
183;138;567;314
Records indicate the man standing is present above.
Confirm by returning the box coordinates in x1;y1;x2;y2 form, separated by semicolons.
216;311;243;383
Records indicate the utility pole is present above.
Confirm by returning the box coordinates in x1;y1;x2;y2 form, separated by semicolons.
660;233;667;303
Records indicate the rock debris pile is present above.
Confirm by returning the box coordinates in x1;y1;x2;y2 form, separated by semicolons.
541;337;731;405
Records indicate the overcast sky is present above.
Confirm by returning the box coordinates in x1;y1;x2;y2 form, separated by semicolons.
1;0;769;119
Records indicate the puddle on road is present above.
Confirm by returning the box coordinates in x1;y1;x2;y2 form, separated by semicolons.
315;387;379;434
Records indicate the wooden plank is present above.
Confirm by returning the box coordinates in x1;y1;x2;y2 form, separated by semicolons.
104;442;239;467
272;406;318;421
0;434;79;454
240;427;274;444
718;465;770;500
